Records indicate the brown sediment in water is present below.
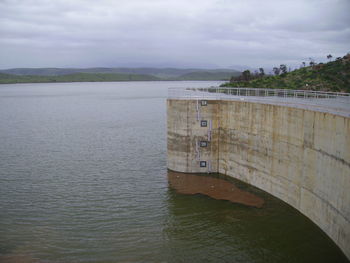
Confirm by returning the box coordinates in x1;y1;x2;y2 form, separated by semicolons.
168;171;264;208
0;255;39;263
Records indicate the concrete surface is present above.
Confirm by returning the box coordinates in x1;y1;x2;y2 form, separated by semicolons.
167;98;350;259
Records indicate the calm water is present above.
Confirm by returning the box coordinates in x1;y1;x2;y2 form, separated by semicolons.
0;81;347;263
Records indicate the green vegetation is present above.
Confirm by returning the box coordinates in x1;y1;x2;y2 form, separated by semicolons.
0;67;240;77
221;54;350;93
0;72;161;84
0;68;240;84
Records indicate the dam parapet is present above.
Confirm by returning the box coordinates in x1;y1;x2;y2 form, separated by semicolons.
169;87;350;117
167;87;350;259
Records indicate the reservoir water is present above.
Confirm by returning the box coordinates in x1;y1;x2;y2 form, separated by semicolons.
0;81;348;263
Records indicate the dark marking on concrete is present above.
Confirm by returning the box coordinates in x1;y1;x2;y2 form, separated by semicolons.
315;148;350;169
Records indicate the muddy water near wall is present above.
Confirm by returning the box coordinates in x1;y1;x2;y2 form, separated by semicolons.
166;171;349;263
168;171;264;208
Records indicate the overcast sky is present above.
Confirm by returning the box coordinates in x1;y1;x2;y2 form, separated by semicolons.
0;0;349;70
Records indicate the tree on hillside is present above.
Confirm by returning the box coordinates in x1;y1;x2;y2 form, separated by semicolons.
273;67;280;75
242;70;251;81
259;68;265;77
309;57;315;67
327;54;333;61
280;64;287;75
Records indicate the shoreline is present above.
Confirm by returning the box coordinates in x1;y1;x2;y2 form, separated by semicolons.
0;79;228;85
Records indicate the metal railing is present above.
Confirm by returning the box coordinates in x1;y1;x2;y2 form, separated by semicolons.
168;87;350;101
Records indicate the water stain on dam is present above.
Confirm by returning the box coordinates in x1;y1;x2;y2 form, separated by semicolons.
167;171;264;208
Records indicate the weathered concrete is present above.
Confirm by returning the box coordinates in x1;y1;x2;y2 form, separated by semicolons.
167;98;350;259
167;99;220;173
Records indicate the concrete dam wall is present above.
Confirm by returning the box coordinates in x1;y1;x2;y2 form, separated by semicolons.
167;98;350;259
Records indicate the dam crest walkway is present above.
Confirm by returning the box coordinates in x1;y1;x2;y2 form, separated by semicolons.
168;87;350;118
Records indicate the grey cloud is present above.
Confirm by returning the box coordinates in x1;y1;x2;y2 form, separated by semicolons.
0;0;349;69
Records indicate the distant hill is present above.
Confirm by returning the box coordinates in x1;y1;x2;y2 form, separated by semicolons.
175;71;240;81
0;72;161;84
222;54;350;92
0;67;240;77
0;67;240;84
0;67;198;77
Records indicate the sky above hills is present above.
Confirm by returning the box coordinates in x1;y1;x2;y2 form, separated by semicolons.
0;0;349;70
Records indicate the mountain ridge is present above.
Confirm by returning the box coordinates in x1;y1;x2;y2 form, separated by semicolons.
0;67;240;77
0;67;241;84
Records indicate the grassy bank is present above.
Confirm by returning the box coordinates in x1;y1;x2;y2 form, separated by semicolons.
221;54;350;93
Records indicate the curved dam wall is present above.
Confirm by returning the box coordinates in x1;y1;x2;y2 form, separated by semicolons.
167;98;350;259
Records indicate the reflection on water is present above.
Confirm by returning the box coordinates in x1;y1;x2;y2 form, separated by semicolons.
168;170;264;208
